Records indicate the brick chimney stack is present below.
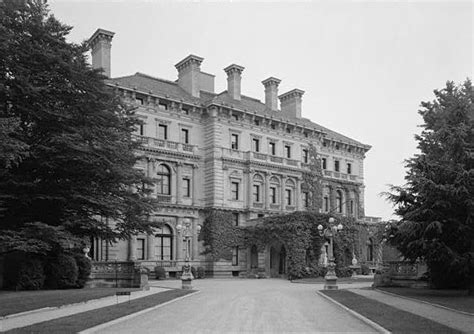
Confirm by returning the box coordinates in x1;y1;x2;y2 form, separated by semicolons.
175;55;204;98
89;28;115;78
224;64;245;101
262;77;281;111
279;89;305;119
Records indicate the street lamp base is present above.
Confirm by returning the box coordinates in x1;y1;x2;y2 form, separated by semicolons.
181;277;193;290
324;278;338;290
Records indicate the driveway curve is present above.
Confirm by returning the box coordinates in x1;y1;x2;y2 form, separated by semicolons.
95;279;376;333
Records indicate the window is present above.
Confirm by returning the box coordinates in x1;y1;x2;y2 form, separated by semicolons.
137;238;145;260
253;184;260;202
157;165;171;195
232;246;239;266
322;158;327;170
284;145;291;158
139;123;145;136
257;214;265;218
285;189;292;205
324;196;329;212
254;119;260;126
232;114;239;121
350;200;354;215
232;213;239;226
302;149;308;163
252;138;260;152
270;187;277;204
182;107;189;115
231;182;239;200
334;160;340;172
302;192;309;208
183;178;191;197
286;128;291;133
336;190;343;213
304;132;308;138
136;97;144;105
158;102;168;110
155;225;173;260
347;163;352;174
269;142;276;155
181;129;189;144
271;123;276;130
231;134;239;150
158;124;168;140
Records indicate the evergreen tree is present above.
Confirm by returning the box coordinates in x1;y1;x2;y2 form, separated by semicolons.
0;0;156;255
386;80;474;292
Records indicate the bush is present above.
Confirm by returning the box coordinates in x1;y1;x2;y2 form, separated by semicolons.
45;253;79;289
335;266;352;278
196;266;205;279
74;254;92;288
361;264;370;275
3;252;46;290
155;266;166;280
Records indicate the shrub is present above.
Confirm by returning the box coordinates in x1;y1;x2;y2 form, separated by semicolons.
45;253;79;289
74;254;92;288
335;266;352;278
196;266;205;279
3;252;46;290
155;266;166;280
361;264;370;275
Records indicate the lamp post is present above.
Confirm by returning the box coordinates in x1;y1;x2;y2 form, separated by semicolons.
176;219;201;290
318;217;343;290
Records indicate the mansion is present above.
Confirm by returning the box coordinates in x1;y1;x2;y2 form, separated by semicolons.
88;29;373;277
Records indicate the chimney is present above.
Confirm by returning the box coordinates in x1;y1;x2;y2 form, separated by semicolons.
88;28;115;78
262;77;281;110
279;89;305;119
175;55;204;98
224;64;244;100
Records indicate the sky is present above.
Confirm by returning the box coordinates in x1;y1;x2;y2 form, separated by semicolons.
49;0;473;220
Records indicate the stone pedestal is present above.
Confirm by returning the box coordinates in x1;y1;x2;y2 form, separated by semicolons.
324;262;338;290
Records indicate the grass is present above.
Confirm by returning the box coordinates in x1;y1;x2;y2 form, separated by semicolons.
322;289;462;334
7;289;194;333
377;287;474;314
292;276;374;284
0;287;139;316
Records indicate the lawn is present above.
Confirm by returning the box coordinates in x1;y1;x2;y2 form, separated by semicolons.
292;276;374;284
322;289;462;334
0;287;139;316
377;287;474;314
7;289;195;333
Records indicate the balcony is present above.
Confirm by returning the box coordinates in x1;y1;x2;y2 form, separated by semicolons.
253;202;264;208
322;169;359;183
134;136;198;155
221;149;302;168
269;204;280;210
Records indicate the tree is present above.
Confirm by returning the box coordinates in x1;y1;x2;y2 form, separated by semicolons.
385;80;474;292
302;143;323;212
0;0;156;256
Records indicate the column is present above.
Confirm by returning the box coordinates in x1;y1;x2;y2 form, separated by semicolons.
329;185;336;212
345;188;351;217
265;173;271;210
176;217;183;260
176;162;183;204
147;233;155;260
128;236;137;261
295;178;301;210
280;175;286;211
192;218;199;260
246;169;252;209
192;165;198;206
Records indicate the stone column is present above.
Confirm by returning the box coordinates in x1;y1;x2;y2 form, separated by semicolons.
192;218;199;260
280;175;286;211
128;236;137;261
176;162;183;204
246;169;253;209
265;173;271;210
147;233;155;260
176;217;183;260
329;185;336;212
295;178;301;210
192;165;198;206
345;188;351;217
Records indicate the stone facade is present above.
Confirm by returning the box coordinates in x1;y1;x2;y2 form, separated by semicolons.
88;28;372;278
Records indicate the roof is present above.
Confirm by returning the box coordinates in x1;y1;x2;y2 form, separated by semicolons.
107;72;370;149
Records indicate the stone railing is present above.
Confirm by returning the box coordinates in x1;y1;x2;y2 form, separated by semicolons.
253;202;264;208
133;135;198;154
87;261;148;289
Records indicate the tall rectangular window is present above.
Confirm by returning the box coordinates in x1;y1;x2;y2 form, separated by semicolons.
302;149;308;163
231;134;239;150
302;192;309;208
137;238;145;260
181;129;189;144
347;163;352;174
158;124;168;140
232;213;239;226
136;97;144;105
253;184;260;202
350;200;354;215
231;182;239;200
139;124;145;136
324;196;329;212
232;246;239;266
270;187;277;204
322;158;327;170
252;138;260;152
285;189;292;205
284;145;291;158
334;160;340;172
269;142;276;155
183;178;191;197
158;102;168;110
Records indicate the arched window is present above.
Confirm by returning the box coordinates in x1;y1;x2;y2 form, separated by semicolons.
155;225;173;260
336;190;343;213
157;165;171;195
285;179;295;206
269;177;280;204
253;174;264;203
